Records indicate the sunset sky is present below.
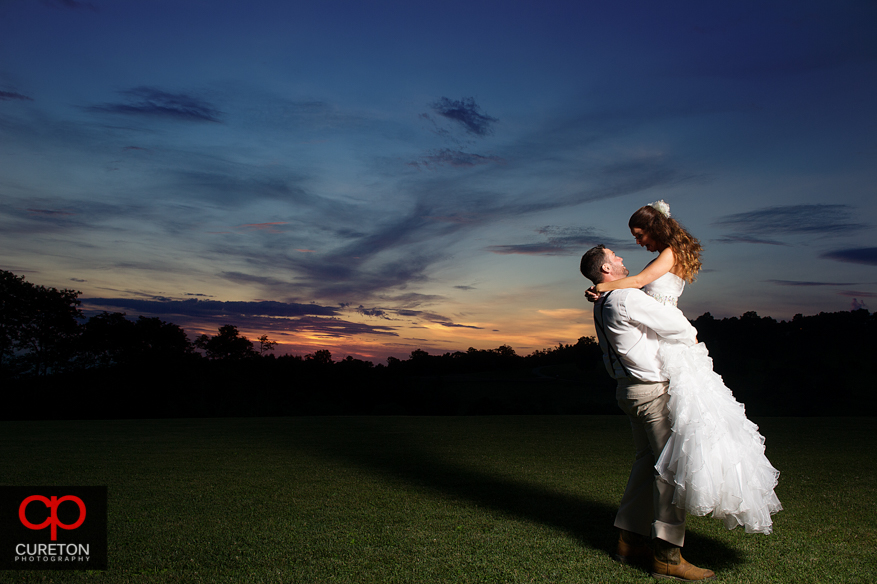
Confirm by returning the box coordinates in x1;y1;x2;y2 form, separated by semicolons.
1;0;875;362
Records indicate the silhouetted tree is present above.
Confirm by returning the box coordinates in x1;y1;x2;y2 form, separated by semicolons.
409;348;429;361
81;312;193;367
337;355;374;370
195;325;258;360
0;271;28;368
80;312;136;367
493;344;517;358
0;270;82;376
132;316;193;360
305;349;333;365
257;334;277;355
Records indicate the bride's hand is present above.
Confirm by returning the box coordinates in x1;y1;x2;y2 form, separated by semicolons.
584;286;602;303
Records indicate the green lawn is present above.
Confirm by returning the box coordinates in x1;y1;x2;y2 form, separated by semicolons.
0;416;874;583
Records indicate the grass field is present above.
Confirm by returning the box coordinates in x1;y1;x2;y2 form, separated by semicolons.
0;416;874;583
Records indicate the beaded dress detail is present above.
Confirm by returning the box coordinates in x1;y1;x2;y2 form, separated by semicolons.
644;273;783;534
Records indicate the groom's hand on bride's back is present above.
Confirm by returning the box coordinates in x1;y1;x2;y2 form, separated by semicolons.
585;286;602;303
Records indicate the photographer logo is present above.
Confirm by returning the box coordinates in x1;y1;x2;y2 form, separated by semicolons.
0;487;107;571
19;495;87;540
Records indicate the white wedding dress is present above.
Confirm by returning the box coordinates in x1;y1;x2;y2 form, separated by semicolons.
644;272;783;534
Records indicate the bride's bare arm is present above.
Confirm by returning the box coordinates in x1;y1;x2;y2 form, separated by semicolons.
594;247;675;293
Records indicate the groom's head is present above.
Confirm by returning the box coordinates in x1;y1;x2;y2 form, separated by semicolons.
580;245;629;284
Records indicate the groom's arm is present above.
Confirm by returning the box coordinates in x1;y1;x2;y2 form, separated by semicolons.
623;290;697;346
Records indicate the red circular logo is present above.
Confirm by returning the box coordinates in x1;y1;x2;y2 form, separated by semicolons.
19;495;87;541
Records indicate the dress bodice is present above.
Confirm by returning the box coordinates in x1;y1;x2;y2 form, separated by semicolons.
643;272;685;307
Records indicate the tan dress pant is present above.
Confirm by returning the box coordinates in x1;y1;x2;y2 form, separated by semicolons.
614;380;686;546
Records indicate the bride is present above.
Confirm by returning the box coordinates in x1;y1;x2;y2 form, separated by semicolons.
589;200;782;534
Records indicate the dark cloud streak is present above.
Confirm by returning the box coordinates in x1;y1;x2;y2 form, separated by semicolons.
430;97;497;136
0;91;34;101
820;247;877;266
83;298;339;318
219;271;293;289
390;308;480;329
356;305;390;319
714;204;866;236
88;87;221;122
837;291;877;298
490;226;632;256
439;322;483;330
712;235;789;246
412;149;503;169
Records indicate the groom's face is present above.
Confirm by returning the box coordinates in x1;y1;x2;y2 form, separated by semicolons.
603;249;630;279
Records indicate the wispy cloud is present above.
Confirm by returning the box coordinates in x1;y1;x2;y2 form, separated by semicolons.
82;298;339;318
355;305;391;319
713;204;867;239
27;208;76;217
0;91;34;102
378;293;445;308
173;169;316;207
238;98;362;133
429;97;497;136
87;87;221;122
488;242;568;256
0;198;151;238
78;292;403;342
836;291;877;298
412;148;504;169
395;308;483;329
820;247;877;266
270;315;398;339
439;322;483;330
80;298;404;341
205;314;401;340
489;226;630;256
218;272;294;290
238;222;289;233
764;279;854;287
712;235;789;246
350;303;482;330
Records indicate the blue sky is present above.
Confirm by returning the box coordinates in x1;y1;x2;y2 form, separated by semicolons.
1;0;875;361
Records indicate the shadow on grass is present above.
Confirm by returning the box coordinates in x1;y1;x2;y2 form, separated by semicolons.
301;418;742;574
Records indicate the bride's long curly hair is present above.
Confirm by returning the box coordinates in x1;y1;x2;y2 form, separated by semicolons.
629;204;703;283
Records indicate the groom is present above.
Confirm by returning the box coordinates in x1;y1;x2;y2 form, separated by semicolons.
580;245;715;581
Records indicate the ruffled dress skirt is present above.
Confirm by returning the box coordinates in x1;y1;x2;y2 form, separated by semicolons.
656;341;783;534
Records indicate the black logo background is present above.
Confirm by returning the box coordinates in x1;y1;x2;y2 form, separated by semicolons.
0;486;107;571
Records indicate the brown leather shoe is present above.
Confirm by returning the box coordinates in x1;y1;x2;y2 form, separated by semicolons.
651;539;715;581
614;530;652;565
652;556;716;581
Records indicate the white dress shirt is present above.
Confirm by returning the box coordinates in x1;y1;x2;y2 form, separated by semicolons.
594;288;697;383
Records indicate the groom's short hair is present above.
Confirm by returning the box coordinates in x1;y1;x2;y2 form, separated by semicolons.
581;245;608;284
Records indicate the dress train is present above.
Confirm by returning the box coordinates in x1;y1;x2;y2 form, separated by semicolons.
655;341;783;534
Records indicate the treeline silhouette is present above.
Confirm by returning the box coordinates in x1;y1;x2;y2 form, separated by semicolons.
2;270;874;419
